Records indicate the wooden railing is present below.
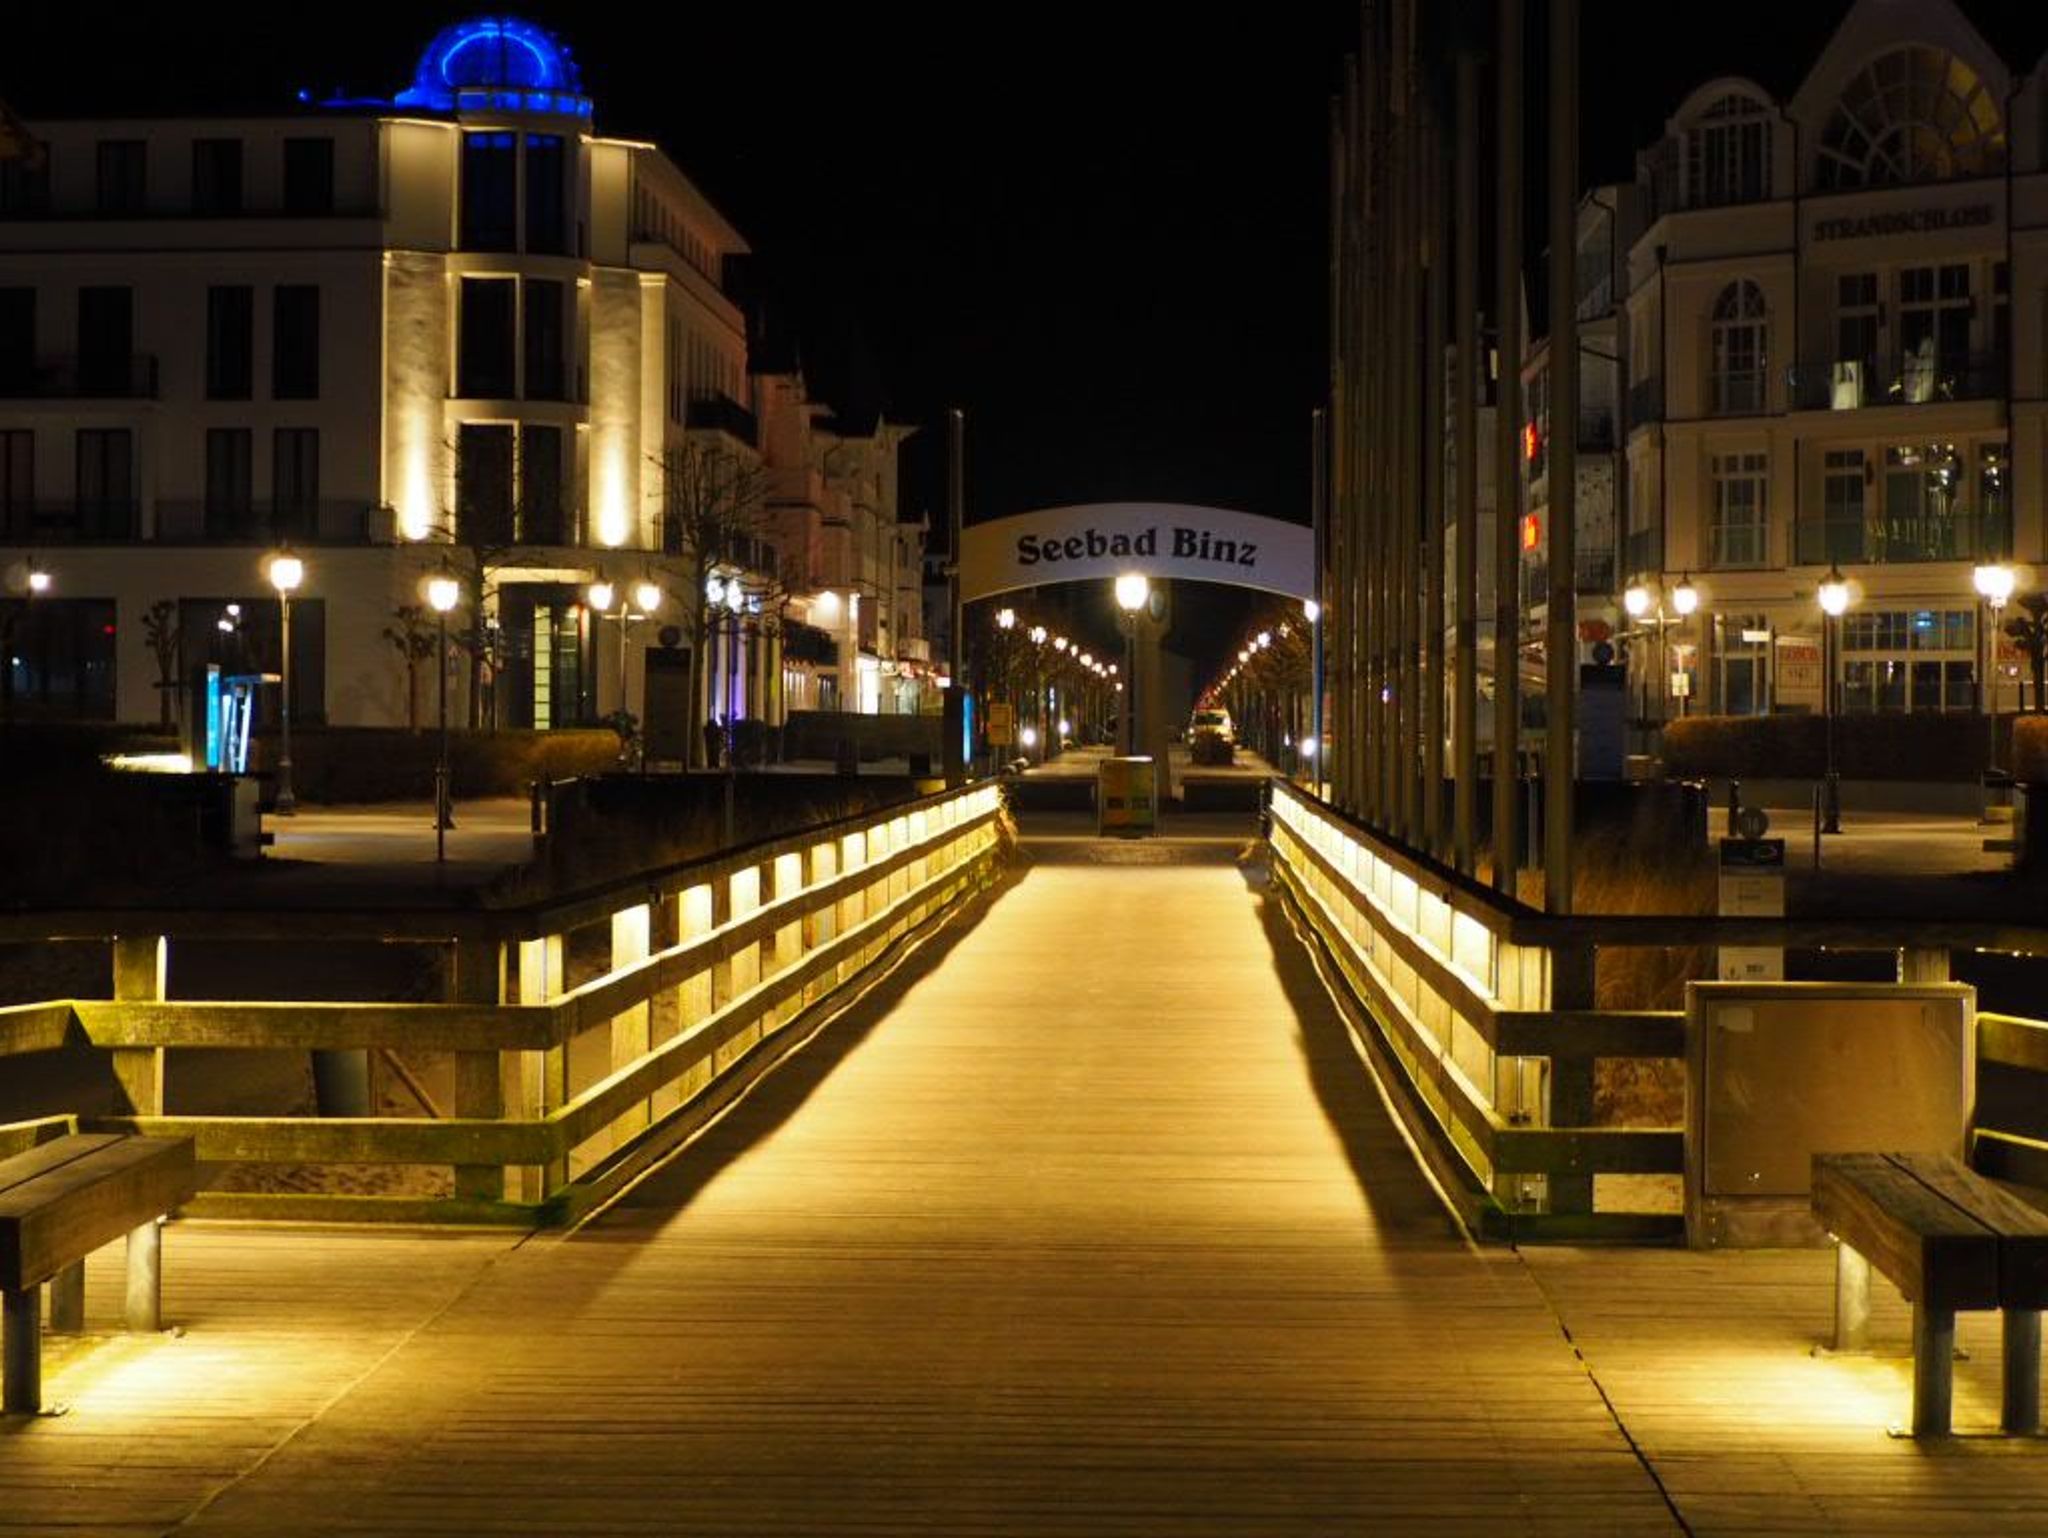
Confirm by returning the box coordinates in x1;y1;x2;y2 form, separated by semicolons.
1265;780;2048;1241
0;783;1005;1225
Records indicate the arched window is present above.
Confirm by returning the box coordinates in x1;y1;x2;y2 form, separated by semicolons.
1817;46;2004;189
1686;94;1772;207
1710;281;1768;415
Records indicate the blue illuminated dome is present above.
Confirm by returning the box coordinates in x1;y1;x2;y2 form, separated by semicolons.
395;17;591;117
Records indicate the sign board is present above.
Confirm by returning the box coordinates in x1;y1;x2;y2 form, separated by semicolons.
987;701;1015;746
1776;635;1822;708
1669;671;1691;699
1716;838;1784;982
959;504;1314;602
1097;755;1158;836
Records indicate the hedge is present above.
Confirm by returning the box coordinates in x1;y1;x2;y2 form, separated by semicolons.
247;727;623;804
2014;716;2048;782
1663;712;2016;783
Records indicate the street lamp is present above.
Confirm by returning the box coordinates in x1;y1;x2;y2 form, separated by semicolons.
2;560;51;734
1671;574;1699;716
1975;562;2017;784
996;607;1016;631
1115;573;1149;755
425;570;461;853
1817;566;1852;834
266;550;304;815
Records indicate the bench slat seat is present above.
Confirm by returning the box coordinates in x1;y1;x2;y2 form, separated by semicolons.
0;1134;197;1415
1812;1152;1999;1312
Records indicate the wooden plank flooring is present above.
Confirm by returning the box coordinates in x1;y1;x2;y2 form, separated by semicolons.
9;832;2041;1533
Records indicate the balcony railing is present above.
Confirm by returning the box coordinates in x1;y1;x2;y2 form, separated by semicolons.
0;355;158;400
38;500;388;545
1708;369;1768;416
1623;526;1661;579
1627;377;1662;424
685;395;758;448
1792;509;2011;566
0;500;139;541
1787;352;2005;412
1710;521;1769;569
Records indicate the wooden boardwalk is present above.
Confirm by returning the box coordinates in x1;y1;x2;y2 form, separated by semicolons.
7;828;2047;1533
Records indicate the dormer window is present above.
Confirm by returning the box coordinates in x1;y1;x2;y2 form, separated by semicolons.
1816;46;2004;189
1685;94;1771;208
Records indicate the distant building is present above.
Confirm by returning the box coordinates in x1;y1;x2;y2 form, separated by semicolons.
0;16;927;742
1623;0;2042;721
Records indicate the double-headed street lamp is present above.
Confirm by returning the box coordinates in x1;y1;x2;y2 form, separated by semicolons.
266;550;304;815
1817;566;1853;834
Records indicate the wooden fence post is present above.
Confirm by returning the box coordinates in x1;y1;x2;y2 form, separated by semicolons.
511;934;566;1203
110;935;167;1116
449;939;505;1202
1546;944;1597;1217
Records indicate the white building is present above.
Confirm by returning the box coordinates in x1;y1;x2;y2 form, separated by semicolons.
1623;0;2043;722
0;16;925;743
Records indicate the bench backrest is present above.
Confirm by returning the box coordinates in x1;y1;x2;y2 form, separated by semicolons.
0;1135;197;1291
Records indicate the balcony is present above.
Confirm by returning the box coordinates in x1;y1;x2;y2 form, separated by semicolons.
1787;352;2005;412
0;355;158;400
1792;508;2010;567
1708;369;1768;416
112;500;386;544
0;499;138;541
1709;521;1769;569
685;394;758;448
1627;377;1662;424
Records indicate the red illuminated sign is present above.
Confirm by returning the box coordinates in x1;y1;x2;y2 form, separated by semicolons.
1520;514;1541;551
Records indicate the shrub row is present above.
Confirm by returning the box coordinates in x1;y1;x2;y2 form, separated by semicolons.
249;727;623;804
1662;712;2019;783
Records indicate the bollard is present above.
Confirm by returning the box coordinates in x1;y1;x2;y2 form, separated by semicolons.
1812;782;1823;870
1726;779;1741;837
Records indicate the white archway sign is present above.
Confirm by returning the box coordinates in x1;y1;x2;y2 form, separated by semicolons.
958;503;1314;602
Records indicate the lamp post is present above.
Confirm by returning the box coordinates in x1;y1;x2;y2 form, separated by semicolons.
1114;573;1149;754
1818;566;1852;834
1304;598;1323;797
2;559;51;736
1975;562;2016;798
425;570;461;855
1670;574;1699;717
266;550;304;815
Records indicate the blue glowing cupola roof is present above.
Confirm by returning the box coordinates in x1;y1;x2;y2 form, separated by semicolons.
394;17;591;118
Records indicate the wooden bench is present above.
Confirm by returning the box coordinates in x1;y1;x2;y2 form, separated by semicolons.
1813;1151;2048;1436
0;1134;197;1414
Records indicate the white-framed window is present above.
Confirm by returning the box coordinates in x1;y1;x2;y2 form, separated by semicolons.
1816;46;2004;189
1686;94;1772;207
1710;281;1768;414
1710;450;1768;567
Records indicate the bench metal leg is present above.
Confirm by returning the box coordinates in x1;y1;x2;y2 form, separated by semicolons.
2004;1308;2042;1435
2;1287;38;1415
1912;1303;1956;1437
1834;1242;1871;1352
48;1262;85;1335
124;1219;161;1333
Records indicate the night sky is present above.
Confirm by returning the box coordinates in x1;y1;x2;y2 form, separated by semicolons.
11;2;2048;681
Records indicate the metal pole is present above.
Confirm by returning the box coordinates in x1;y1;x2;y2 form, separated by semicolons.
1491;0;1523;895
276;588;296;815
1311;407;1327;799
1543;0;1578;916
948;408;965;689
1823;610;1841;833
1422;98;1447;858
436;605;451;858
1453;50;1481;874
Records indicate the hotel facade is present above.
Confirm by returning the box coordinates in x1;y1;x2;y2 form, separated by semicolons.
1617;0;2045;726
0;18;930;742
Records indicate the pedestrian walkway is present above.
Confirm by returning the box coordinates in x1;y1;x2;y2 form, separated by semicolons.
11;820;2048;1533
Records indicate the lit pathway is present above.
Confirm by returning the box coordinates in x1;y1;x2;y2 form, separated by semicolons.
32;824;2048;1533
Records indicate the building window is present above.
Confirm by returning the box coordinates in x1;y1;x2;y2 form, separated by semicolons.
1879;443;1966;561
460;132;517;252
75;428;134;539
0;287;32;392
5;598;116;721
1841;608;1975;714
271;428;319;539
205;428;254;539
0;430;32;541
205;285;253;399
1709;451;1767;567
523;279;566;400
520;424;565;544
1826;273;1880;406
191;138;243;216
666;319;684;424
1685;94;1771;207
458;278;515;399
282;138;335;215
1719;615;1770;717
76;286;132;397
1807;448;1866;565
272;285;319;400
525;133;567;254
0;155;50;217
182;596;326;724
95;140;146;215
1710;281;1767;414
1897;264;1971;402
457;423;515;545
1816;46;2004;189
1979;442;2010;557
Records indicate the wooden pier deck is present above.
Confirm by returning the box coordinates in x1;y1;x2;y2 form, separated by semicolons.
6;827;2046;1534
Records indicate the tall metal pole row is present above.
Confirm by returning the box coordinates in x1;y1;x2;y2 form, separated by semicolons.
1339;71;1362;817
1360;4;1385;827
1395;3;1422;847
1452;48;1481;875
1542;0;1578;915
1421;91;1448;860
1330;81;1356;815
1490;0;1524;895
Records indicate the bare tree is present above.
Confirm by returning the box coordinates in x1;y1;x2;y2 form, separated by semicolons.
380;604;439;733
657;439;775;765
142;598;182;730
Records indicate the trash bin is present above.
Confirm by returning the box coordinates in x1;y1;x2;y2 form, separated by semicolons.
1097;756;1157;837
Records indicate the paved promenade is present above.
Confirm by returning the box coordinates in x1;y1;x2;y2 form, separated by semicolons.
9;820;2048;1533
